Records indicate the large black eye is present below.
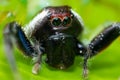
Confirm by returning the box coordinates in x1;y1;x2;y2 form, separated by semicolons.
63;17;71;26
52;17;61;26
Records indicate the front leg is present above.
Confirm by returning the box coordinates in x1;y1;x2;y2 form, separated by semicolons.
88;23;120;57
4;21;37;56
3;21;41;74
83;23;120;77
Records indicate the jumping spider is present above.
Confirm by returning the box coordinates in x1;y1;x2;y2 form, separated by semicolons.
3;6;120;77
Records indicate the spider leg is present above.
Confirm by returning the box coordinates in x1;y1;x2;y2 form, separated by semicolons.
3;21;38;73
31;40;44;74
88;23;120;57
75;40;88;78
83;23;120;77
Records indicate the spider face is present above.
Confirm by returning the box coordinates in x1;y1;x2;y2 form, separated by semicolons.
47;6;74;30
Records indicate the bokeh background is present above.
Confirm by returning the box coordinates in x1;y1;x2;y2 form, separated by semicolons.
0;0;120;80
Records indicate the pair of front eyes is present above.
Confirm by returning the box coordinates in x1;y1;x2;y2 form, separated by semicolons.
51;16;72;26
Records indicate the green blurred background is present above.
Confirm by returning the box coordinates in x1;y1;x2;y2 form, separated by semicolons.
0;0;120;80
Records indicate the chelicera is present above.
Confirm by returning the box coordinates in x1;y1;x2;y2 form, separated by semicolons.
3;6;120;77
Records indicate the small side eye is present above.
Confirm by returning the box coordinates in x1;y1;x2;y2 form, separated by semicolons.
52;17;61;26
62;17;71;26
